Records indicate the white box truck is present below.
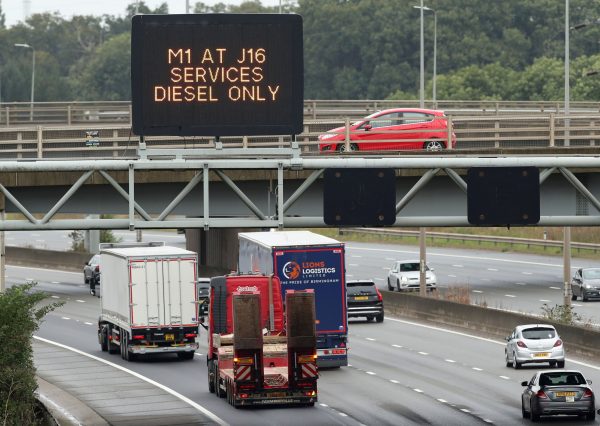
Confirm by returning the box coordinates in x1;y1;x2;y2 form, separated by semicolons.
97;244;200;361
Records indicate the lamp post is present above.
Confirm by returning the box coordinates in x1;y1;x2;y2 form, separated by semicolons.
14;43;35;121
413;4;436;104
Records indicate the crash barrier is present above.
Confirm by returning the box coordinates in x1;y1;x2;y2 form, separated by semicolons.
383;290;600;361
6;247;90;272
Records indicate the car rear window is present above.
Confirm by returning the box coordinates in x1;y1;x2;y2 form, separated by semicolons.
540;372;586;386
522;327;556;339
347;282;377;296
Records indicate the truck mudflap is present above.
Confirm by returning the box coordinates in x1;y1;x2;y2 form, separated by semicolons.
130;342;198;354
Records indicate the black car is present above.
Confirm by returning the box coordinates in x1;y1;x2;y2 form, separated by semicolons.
346;280;384;322
571;268;600;302
521;370;596;421
83;254;101;296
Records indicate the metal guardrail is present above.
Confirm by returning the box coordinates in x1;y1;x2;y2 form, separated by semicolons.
2;99;600;126
340;228;600;253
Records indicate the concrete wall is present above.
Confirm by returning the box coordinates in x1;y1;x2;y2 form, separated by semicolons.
6;247;91;272
383;290;600;360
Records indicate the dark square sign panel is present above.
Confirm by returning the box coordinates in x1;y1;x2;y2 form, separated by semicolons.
131;14;303;137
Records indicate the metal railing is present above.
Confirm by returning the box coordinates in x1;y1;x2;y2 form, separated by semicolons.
340;228;600;253
2;99;600;126
1;112;599;159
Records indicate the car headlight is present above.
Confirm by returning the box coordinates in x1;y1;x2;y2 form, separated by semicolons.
319;133;336;140
585;284;591;289
401;276;408;283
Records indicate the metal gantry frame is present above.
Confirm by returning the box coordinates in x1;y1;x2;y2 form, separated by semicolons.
0;155;600;230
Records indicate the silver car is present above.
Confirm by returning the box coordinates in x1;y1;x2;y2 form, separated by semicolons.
387;260;437;292
571;267;600;302
505;324;565;369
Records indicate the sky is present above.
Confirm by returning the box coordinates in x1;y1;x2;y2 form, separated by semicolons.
3;0;283;28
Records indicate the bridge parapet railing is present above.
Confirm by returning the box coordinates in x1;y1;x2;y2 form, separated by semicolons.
1;113;600;159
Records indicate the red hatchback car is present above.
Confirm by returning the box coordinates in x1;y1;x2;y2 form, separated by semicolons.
318;108;456;153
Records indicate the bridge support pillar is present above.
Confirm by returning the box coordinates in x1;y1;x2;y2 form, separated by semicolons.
185;228;249;277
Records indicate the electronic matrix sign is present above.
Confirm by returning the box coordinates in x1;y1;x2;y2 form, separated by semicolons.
131;14;303;137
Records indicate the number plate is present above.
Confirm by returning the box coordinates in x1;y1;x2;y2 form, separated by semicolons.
566;396;575;403
532;352;549;358
165;333;175;341
555;392;577;397
268;392;287;398
354;296;369;301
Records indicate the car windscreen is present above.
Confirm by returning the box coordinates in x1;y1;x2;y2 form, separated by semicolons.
540;372;586;386
346;282;377;296
582;269;600;279
522;327;556;339
400;263;420;272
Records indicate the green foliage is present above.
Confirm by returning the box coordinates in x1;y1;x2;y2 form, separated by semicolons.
0;282;63;425
540;303;582;325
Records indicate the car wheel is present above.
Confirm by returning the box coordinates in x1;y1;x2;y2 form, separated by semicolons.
582;292;589;302
531;407;540;422
337;143;358;153
549;361;557;367
512;352;521;369
376;313;384;323
521;402;530;419
586;410;596;421
557;360;565;368
387;278;394;291
505;351;511;367
396;279;401;292
424;140;445;152
571;290;577;301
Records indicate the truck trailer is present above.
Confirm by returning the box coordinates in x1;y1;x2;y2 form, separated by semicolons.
97;244;199;361
208;274;318;407
238;231;348;368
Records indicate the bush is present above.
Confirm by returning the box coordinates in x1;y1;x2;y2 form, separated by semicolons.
0;283;63;425
540;303;582;325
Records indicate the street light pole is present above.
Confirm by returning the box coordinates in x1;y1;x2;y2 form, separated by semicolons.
413;5;437;104
14;43;35;121
563;0;572;307
565;0;570;147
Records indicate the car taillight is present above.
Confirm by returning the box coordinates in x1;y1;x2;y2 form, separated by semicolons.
553;339;563;347
537;390;548;399
95;265;100;272
185;333;197;338
517;341;527;348
375;288;383;301
583;389;594;398
132;335;145;340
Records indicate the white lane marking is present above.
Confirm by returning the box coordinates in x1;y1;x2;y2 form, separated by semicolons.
84;322;93;326
348;263;360;267
392;344;403;348
448;274;457;278
33;336;228;425
460;408;471;413
549;286;561;290
385;317;600;372
51;296;60;299
374;277;384;281
445;359;456;363
472;367;483;371
452;264;464;268
483;419;494;424
522;272;533;275
437;398;447;403
31;233;40;237
390;379;399;384
481;278;490;281
76;300;85;303
346;274;354;278
515;282;527;285
51;281;61;284
385;257;395;261
539;299;551;302
351;255;363;258
366;371;376;375
383;267;391;270
499;376;510;380
413;388;424;393
61;317;70;320
366;337;376;341
505;294;516;298
418;351;428;356
339;413;348;417
572;303;583;307
487;268;498;272
319;403;329;407
472;290;483;293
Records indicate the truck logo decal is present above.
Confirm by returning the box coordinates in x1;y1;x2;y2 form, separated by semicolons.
236;285;259;293
282;261;301;280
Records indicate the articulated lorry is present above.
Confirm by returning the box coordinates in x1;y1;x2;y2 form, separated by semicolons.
97;243;200;361
238;231;348;367
207;274;318;407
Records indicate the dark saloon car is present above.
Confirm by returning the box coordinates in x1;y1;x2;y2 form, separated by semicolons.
571;267;600;302
521;370;596;421
83;254;100;296
346;280;384;322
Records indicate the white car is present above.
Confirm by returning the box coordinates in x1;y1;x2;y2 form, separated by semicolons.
505;324;565;369
387;260;437;292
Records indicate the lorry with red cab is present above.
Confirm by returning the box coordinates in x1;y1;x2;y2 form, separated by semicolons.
97;243;200;361
238;231;348;367
207;274;318;407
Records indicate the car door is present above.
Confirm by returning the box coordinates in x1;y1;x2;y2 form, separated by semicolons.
396;112;434;150
506;329;517;359
522;375;538;411
354;112;401;151
389;262;400;286
572;269;583;296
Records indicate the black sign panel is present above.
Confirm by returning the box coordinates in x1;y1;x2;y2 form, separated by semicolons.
324;168;396;226
467;167;540;226
131;14;303;137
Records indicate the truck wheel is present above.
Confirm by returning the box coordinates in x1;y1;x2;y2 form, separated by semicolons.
215;365;225;398
107;326;119;354
100;327;108;352
177;352;195;360
208;360;215;393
